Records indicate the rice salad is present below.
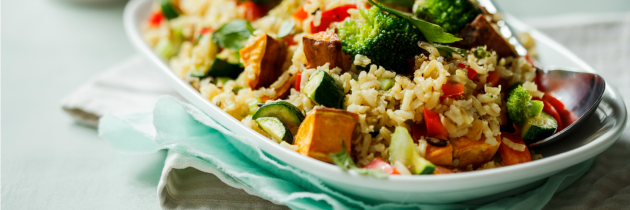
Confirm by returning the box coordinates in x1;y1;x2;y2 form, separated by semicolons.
143;0;567;176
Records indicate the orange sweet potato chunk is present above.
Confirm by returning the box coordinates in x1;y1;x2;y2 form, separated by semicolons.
240;34;287;89
451;135;501;168
294;108;359;163
425;143;453;166
303;31;350;72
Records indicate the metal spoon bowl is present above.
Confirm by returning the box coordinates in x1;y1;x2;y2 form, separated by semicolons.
527;68;606;147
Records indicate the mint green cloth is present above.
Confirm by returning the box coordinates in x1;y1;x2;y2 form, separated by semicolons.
99;96;592;210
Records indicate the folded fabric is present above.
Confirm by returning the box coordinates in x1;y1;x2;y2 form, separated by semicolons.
61;55;182;127
99;96;594;210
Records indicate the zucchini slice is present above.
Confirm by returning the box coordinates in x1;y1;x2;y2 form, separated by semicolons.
253;101;305;128
160;0;180;20
255;117;293;144
521;112;558;143
378;78;394;91
389;127;435;175
191;58;244;78
303;70;345;108
528;100;544;117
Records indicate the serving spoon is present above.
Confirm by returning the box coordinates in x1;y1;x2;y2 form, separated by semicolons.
477;0;607;147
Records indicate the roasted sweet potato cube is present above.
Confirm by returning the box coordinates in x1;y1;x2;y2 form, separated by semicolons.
294;108;359;163
454;15;517;58
451;135;501;168
240;33;287;89
303;31;349;71
425;143;453;166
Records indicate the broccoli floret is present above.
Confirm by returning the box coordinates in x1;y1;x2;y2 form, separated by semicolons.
506;85;534;125
337;7;425;73
413;0;482;34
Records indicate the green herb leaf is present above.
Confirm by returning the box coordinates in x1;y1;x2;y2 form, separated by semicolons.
330;142;357;171
212;19;255;51
376;0;414;8
367;0;461;44
330;142;388;179
434;44;467;57
277;20;295;39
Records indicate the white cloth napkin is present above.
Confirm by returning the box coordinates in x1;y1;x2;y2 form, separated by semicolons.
62;13;630;209
61;55;183;127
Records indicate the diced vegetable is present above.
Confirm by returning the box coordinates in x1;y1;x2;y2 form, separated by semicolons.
247;98;261;115
458;63;478;80
474;46;489;58
148;11;164;27
303;70;345;108
389;127;436;174
201;58;244;79
486;71;501;87
378;78;394;91
160;0;180;20
453;15;517;58
294;71;302;91
239;33;287;89
292;6;308;22
154;37;175;59
451;135;502;168
441;83;464;98
528;100;544;117
253;101;305;129
295;108;359;163
521;112;557;143
541;100;563;132
241;1;268;21
303;31;348;71
423;108;449;139
255;117;294;143
499;132;531;165
542;94;577;128
364;157;400;175
310;4;357;33
425;143;453;166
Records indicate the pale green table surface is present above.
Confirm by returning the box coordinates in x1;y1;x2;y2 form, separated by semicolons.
2;0;629;209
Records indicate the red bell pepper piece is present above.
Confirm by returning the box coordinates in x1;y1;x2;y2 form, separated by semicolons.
294;71;302;91
541;100;563;132
364;157;399;175
499;132;531;165
542;94;565;111
457;63;478;80
292;6;309;22
467;67;478;80
441;83;464;98
310;4;357;33
242;1;268;21
148;11;164;27
199;27;214;35
486;72;501;87
423;108;449;139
